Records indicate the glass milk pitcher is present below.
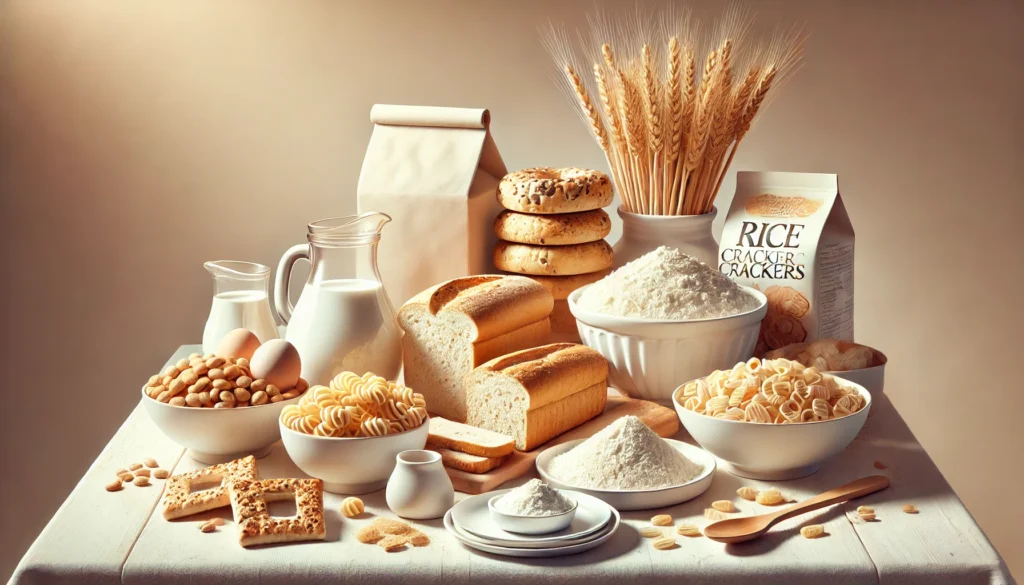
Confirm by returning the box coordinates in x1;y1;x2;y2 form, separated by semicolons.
201;261;280;354
274;212;402;386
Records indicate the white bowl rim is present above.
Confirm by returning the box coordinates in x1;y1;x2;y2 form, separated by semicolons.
568;284;767;326
486;492;579;519
278;415;429;441
538;438;716;494
672;376;873;428
140;386;302;411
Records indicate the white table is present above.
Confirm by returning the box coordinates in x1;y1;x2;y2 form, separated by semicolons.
9;346;1015;585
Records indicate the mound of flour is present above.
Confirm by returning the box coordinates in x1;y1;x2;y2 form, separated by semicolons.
577;246;759;320
547;416;703;490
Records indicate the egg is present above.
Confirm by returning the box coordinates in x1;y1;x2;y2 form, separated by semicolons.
215;328;262;361
249;339;301;389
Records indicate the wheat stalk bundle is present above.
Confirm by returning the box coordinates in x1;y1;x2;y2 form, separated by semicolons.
542;7;804;216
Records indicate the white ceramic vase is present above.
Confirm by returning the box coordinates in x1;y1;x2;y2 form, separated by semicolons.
385;450;455;520
612;207;719;268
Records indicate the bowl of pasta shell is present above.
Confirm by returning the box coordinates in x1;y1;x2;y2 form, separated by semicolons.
279;371;430;494
764;339;888;396
673;357;871;481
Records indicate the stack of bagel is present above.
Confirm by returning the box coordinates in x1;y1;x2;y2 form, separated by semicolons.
493;167;615;343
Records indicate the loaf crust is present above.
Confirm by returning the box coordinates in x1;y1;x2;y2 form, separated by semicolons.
494;241;613;276
228;478;325;547
161;456;257;520
523;269;611;300
494;209;611;245
498;168;613;214
466;343;609;450
427;416;515;457
402;275;553;343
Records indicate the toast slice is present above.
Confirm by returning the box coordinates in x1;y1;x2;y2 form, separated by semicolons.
427;417;515;458
431;447;508;474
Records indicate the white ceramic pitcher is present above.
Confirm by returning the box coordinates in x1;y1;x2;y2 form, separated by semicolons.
274;213;402;386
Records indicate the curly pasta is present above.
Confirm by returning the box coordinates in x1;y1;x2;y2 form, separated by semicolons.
280;371;428;438
677;358;865;424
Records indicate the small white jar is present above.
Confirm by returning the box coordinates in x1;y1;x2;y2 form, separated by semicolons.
385;450;454;520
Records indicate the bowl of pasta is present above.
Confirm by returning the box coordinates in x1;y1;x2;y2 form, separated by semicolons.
278;371;430;494
673;357;871;481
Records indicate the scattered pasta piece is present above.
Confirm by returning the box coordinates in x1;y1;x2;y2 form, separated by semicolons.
651;514;673;526
342;497;365;518
800;525;826;539
652;536;677;550
704;508;728;521
737;486;758;501
676;524;701;537
711;500;737;513
756;489;785;506
640;526;664;538
901;504;918;514
856;506;874;514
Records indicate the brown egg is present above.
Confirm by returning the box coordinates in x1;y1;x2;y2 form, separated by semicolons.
249;339;301;389
215;328;262;361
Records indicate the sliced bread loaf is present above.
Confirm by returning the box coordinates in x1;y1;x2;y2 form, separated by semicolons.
465;343;609;451
427;417;515;457
430;448;508;474
399;275;554;421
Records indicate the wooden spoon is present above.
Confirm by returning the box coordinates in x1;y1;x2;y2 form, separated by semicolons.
704;475;890;543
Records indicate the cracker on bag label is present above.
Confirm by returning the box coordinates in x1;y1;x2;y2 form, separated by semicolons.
719;172;854;354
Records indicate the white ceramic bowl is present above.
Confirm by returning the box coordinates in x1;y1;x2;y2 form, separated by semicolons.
568;285;767;403
673;378;872;481
535;438;716;511
487;494;578;535
279;419;429;495
141;388;301;464
825;350;887;395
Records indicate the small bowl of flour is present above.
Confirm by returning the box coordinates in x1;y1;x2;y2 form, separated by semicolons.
567;247;768;402
488;479;578;534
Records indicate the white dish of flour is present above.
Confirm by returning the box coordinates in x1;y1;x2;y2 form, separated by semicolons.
536;438;716;511
450;489;613;546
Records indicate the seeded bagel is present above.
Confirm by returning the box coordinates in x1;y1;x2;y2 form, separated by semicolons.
498;168;613;214
494;241;614;276
494;209;611;245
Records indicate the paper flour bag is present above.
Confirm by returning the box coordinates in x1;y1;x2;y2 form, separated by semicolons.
357;104;507;307
719;172;854;355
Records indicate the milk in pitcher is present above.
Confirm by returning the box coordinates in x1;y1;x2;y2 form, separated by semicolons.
284;279;402;386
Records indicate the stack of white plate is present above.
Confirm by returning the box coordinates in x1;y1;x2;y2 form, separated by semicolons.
444;489;620;558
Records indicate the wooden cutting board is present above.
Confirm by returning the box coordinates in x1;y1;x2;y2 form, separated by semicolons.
441;395;679;494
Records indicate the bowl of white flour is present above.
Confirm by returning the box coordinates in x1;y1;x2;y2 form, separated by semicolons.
568;247;767;402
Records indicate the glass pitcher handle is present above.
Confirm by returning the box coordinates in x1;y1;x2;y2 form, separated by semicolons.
274;244;308;325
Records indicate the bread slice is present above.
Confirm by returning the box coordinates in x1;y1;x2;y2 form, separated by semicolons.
431;447;508;473
427;416;515;457
399;275;554;421
465;343;609;451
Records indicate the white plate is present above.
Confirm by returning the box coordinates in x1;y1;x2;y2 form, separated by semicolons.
444;508;620;558
451;489;612;544
536;438;716;511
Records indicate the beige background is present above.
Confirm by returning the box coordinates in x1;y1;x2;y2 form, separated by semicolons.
1;0;1021;580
